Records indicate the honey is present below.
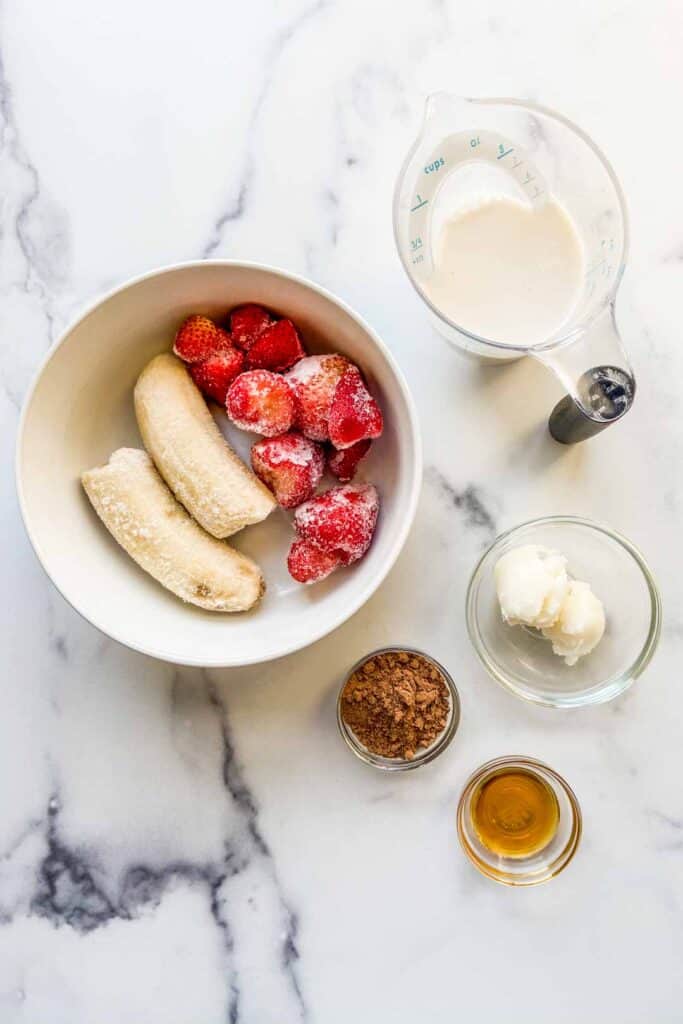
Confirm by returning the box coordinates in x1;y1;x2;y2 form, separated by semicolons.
471;767;559;858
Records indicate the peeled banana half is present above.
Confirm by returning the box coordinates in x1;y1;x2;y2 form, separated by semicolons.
82;448;265;612
134;353;276;538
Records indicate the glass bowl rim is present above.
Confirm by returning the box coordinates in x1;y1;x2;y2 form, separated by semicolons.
465;515;662;708
456;754;582;886
337;645;461;771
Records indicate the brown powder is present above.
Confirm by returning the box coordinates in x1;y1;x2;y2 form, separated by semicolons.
341;650;451;760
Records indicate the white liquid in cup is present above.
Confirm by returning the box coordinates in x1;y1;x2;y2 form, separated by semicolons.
423;195;584;347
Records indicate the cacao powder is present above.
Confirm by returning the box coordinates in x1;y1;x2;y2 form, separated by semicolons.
341;650;450;760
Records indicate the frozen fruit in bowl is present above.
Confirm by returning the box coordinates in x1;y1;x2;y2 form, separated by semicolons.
287;539;341;584
285;354;351;442
327;439;372;482
328;367;383;449
226;369;296;436
19;256;421;668
246;319;306;372
190;347;245;405
251;432;324;509
230;304;273;350
173;315;230;364
293;483;379;566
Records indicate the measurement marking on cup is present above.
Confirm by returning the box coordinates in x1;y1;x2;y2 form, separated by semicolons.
411;194;429;212
523;172;535;184
497;146;514;159
511;157;522;169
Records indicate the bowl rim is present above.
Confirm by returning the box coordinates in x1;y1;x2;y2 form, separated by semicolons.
15;259;423;667
465;514;662;708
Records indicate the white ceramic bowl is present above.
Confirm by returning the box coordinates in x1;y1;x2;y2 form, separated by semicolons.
16;261;422;666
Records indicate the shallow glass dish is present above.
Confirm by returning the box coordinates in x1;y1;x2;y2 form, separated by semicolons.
466;516;661;708
337;646;460;772
457;755;582;886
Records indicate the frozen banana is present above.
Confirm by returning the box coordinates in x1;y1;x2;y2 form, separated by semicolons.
82;448;264;612
134;353;276;538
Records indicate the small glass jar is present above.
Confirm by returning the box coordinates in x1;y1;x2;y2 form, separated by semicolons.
337;646;461;772
457;755;582;885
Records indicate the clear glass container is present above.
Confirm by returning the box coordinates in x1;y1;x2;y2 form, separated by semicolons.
337;646;460;771
393;95;635;442
466;516;661;708
457;755;582;886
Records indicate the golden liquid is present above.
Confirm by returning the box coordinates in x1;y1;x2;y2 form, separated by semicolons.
471;768;560;858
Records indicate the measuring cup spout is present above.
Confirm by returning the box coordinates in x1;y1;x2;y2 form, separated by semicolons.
424;91;459;120
536;305;635;443
420;92;470;139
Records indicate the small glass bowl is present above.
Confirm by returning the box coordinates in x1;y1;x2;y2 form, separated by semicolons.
337;646;461;771
457;756;582;886
466;516;661;708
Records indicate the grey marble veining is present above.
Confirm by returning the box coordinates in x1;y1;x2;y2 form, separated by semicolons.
1;0;683;1021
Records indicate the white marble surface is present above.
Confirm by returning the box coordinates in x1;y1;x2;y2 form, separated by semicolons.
2;1;682;1020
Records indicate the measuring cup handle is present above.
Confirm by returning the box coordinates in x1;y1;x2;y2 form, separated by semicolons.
548;367;635;443
538;305;635;443
548;368;634;440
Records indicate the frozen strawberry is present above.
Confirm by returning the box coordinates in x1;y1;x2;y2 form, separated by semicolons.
173;315;228;364
287;539;341;584
285;354;351;442
293;484;379;565
230;304;273;350
327;439;372;482
251;432;324;509
246;319;305;372
328;367;383;450
190;347;244;405
226;370;295;436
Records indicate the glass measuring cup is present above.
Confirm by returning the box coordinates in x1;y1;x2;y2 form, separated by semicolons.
393;94;635;443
